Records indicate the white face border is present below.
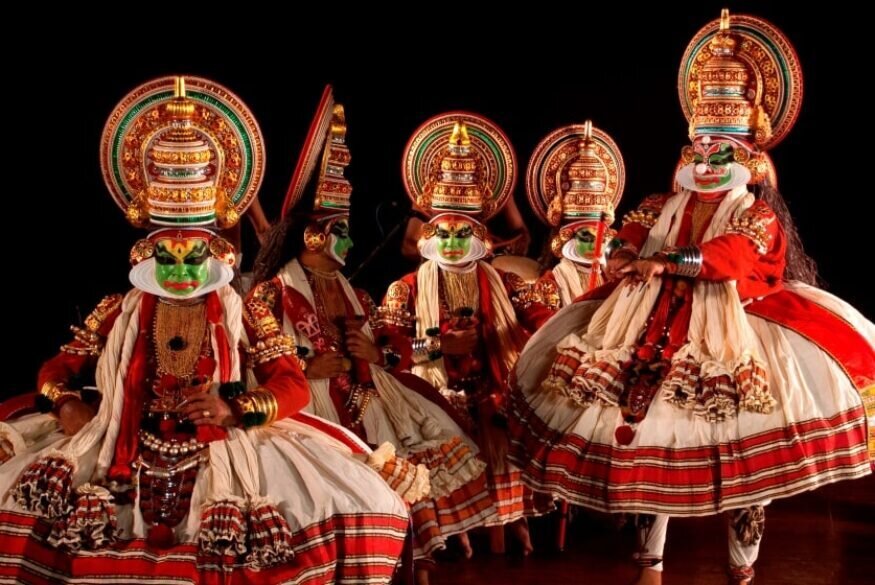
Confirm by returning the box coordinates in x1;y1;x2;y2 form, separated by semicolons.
418;213;489;267
129;257;234;300
677;135;753;193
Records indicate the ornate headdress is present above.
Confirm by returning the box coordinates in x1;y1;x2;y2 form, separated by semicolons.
276;85;352;257
281;85;351;220
527;121;625;259
101;76;265;294
402;111;516;222
675;9;803;188
402;112;517;265
102;76;265;231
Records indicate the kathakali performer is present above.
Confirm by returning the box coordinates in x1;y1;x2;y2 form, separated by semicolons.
382;112;555;555
507;11;875;585
0;76;410;585
249;85;497;582
525;120;625;313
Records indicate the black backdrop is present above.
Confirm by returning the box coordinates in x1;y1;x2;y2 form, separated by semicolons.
4;3;868;398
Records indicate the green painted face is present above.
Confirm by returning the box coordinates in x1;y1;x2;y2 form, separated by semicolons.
574;226;598;259
436;219;473;262
154;237;210;296
329;218;353;261
692;140;735;190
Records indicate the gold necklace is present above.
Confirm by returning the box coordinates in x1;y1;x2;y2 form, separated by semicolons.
441;269;479;314
153;301;208;378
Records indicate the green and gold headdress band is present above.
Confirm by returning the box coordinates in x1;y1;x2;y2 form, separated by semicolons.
101;75;265;228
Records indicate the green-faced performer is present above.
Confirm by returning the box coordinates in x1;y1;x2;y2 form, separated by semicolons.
526;120;626;309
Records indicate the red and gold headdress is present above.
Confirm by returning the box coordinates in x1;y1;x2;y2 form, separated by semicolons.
527;121;625;259
101;76;265;231
101;76;265;277
281;85;351;220
273;85;353;258
402;111;516;222
675;9;803;187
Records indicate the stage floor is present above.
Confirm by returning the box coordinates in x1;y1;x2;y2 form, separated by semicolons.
432;475;874;585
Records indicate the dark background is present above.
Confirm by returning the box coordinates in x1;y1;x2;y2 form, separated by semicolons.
4;3;868;398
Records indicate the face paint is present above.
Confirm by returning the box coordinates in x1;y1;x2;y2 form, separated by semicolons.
153;237;210;296
574;226;598;259
326;217;353;265
692;138;735;190
435;219;474;263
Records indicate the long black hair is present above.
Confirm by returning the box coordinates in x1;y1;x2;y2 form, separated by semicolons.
251;211;315;285
754;181;820;286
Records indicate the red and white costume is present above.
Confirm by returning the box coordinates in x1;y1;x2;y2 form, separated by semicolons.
384;113;554;527
507;11;875;581
249;87;495;563
0;77;408;585
509;187;874;513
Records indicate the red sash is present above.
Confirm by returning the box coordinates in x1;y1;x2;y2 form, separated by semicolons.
477;265;529;403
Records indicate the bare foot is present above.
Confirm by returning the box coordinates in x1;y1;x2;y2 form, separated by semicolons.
414;567;430;585
509;519;534;556
457;532;473;559
632;567;662;585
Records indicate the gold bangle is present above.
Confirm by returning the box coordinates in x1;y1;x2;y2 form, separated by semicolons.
258;389;279;424
235;388;279;426
40;381;79;403
251;391;268;422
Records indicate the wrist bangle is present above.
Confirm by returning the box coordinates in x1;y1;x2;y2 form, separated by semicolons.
606;238;624;258
381;346;401;368
231;388;279;428
412;335;441;364
295;346;311;373
38;381;81;414
219;381;246;400
659;246;702;277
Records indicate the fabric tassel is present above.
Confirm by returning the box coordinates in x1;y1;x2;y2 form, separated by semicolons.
245;497;294;568
736;359;774;414
662;357;701;409
406;437;487;500
197;499;248;557
696;373;738;422
583;359;626;406
367;442;431;504
48;483;119;550
10;451;75;518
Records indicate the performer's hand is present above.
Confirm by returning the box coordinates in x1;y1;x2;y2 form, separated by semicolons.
58;398;97;436
180;394;236;427
606;249;637;281
0;436;14;463
306;351;349;379
346;329;381;364
247;197;271;245
442;328;479;355
618;258;666;284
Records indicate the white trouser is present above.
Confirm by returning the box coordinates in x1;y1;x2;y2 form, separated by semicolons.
635;506;765;573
